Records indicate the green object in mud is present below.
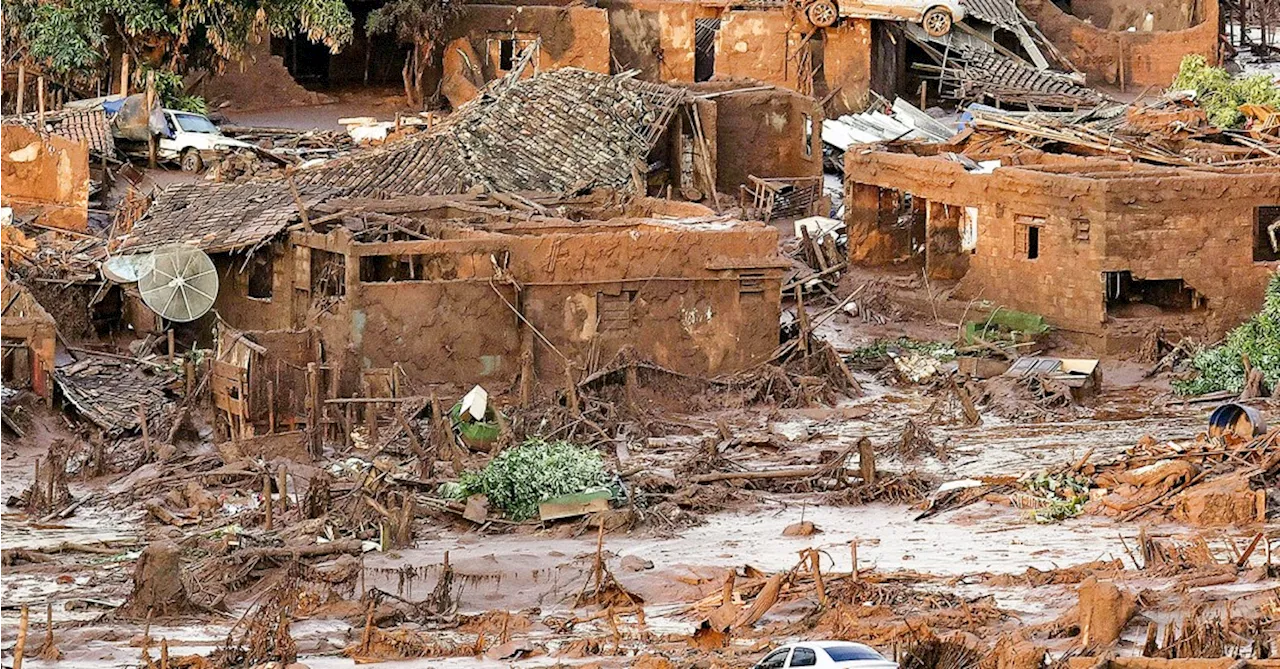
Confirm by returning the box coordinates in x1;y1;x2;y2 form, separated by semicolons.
963;308;1049;344
449;402;502;448
453;438;610;521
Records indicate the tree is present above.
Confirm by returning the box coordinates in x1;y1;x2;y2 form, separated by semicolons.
3;0;354;82
365;0;461;107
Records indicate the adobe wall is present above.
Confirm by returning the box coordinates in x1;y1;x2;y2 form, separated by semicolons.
1093;170;1280;347
1;124;89;232
844;153;1093;335
1068;0;1202;31
604;0;699;82
292;220;781;387
1018;0;1219;88
822;19;873;115
211;244;298;335
713;11;804;90
456;5;611;78
693;85;823;191
192;39;331;111
845;151;1280;348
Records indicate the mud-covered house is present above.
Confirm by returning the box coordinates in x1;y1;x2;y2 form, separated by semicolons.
119;69;786;420
842;147;1280;351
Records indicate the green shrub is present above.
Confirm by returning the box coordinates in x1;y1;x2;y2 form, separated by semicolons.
449;438;609;521
1174;273;1280;396
1172;55;1280;129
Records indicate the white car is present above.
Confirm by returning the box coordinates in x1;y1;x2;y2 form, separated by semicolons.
157;110;256;172
752;641;899;669
802;0;964;36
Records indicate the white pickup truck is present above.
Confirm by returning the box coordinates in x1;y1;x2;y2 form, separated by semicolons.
155;110;258;172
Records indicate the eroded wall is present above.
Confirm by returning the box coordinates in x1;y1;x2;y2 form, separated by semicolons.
605;0;698;82
1019;0;1219;88
291;218;782;388
1;124;89;232
453;5;612;79
211;243;298;335
692;85;823;191
844;151;1280;349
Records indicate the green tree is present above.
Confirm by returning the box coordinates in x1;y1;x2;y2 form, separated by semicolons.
366;0;461;107
3;0;353;82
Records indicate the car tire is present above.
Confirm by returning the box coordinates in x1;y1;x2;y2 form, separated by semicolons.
923;6;953;36
806;0;838;27
180;148;203;173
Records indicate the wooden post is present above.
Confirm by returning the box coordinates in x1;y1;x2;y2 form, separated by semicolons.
37;77;46;126
721;569;736;606
810;549;827;606
14;604;29;669
307;363;321;457
120;53;131;96
16;65;25;115
138;405;150;457
145;71;157;169
262;474;273;530
266;380;276;433
851;540;859;581
858;437;875;485
160;638;169;669
167;329;175;362
344;404;355;450
184;359;194;397
365;399;379;446
277;464;289;513
41;602;56;660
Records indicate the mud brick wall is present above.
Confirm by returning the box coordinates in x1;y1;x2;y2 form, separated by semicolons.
212;243;298;335
689;85;823;192
604;0;699;82
845;151;1280;350
1093;171;1280;347
1;124;89;232
455;5;611;79
822;19;874;116
293;219;781;388
1019;0;1219;88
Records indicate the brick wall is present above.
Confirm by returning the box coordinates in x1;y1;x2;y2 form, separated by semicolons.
845;150;1280;350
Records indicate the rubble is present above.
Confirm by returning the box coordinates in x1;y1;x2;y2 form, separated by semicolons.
2;2;1278;666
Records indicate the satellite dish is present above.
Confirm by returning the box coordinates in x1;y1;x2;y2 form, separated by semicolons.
138;244;219;322
102;253;155;284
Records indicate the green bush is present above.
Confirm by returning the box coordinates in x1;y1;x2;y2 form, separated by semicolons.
1174;273;1280;396
1172;55;1280;129
450;438;609;521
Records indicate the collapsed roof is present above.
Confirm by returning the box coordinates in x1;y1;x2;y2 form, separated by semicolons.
120;68;686;254
3;107;115;156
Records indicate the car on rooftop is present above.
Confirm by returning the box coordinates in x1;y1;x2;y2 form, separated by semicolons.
751;641;899;669
797;0;964;36
158;110;257;172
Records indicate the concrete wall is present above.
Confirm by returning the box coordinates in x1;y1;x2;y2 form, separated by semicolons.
1019;0;1219;88
1;124;89;232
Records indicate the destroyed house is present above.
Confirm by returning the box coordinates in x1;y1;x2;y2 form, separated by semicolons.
123;190;783;400
1;121;93;232
843;148;1280;351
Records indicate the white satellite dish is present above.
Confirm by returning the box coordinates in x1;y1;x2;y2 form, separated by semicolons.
138;244;219;322
102;253;155;284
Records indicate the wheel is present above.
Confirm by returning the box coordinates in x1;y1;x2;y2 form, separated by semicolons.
806;0;838;27
180;148;203;173
922;6;953;36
